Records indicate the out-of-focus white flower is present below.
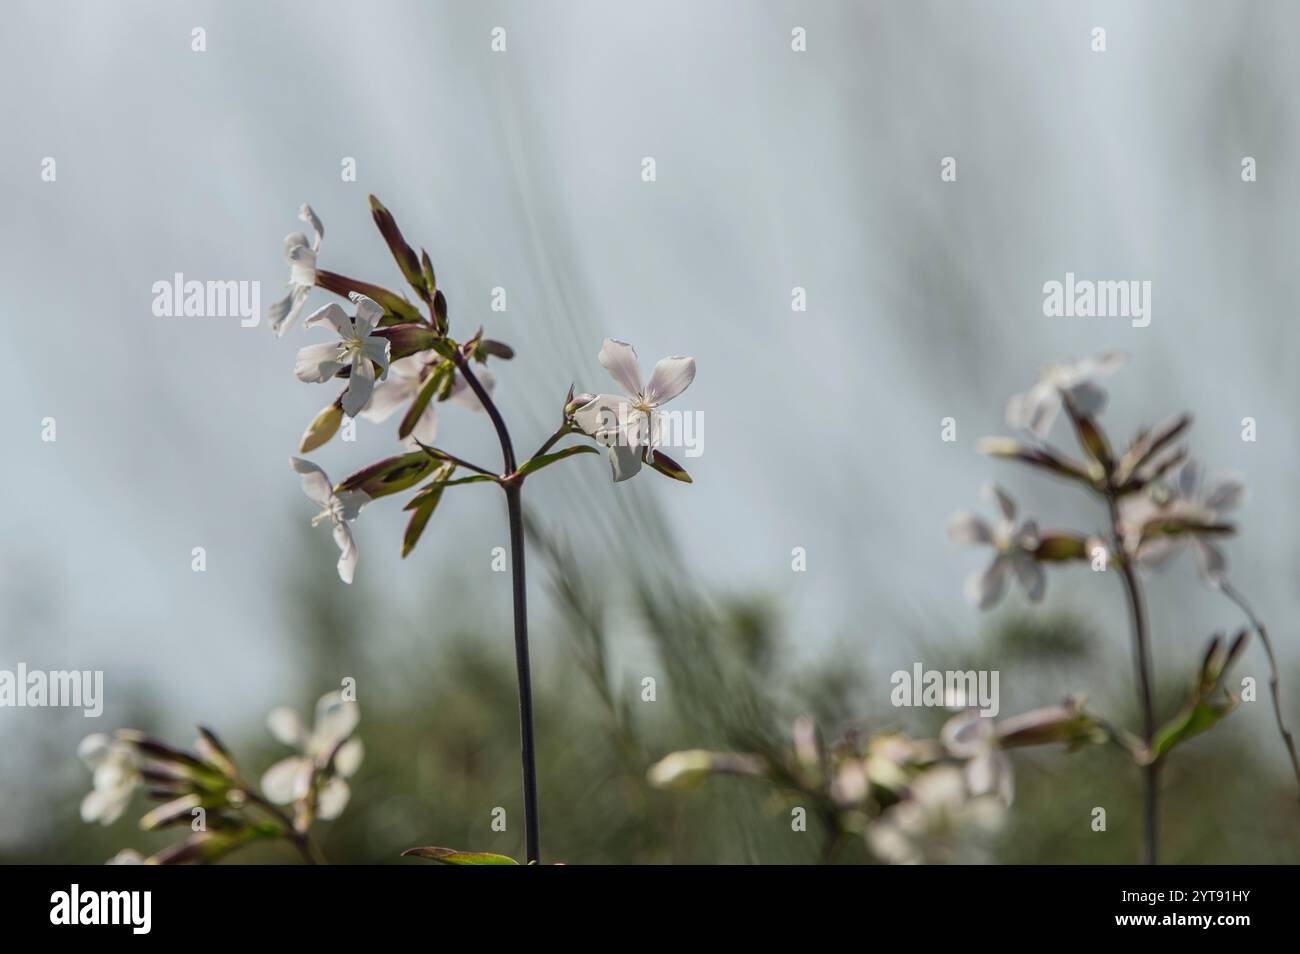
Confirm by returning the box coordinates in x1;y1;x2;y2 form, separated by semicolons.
941;710;1014;805
106;849;145;865
78;733;141;825
268;204;324;336
290;457;368;584
865;764;1005;865
1121;460;1242;583
1006;352;1126;438
294;294;391;418
948;483;1044;609
573;338;695;482
261;691;364;821
360;352;493;448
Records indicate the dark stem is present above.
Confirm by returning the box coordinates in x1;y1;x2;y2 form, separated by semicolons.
1107;495;1159;865
245;790;325;864
1217;580;1300;799
457;356;541;863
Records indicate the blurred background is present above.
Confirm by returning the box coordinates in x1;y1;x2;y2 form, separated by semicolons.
2;0;1298;863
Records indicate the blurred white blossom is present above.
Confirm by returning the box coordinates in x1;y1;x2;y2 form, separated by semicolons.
261;691;363;821
268;204;323;336
78;733;141;825
1006;351;1125;437
949;483;1044;609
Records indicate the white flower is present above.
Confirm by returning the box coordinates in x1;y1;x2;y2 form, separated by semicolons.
949;483;1044;609
360;352;493;448
268;204;324;336
941;710;1014;806
1006;351;1126;438
290;457;369;584
866;765;1004;865
294;294;392;418
78;733;141;825
106;849;145;865
573;338;696;482
260;691;364;821
1121;460;1242;583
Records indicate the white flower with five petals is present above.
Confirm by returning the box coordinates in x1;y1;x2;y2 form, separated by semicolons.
573;338;696;482
291;457;368;584
1005;351;1126;438
1120;460;1243;583
78;733;141;825
360;352;493;448
268;204;324;336
294;294;391;418
261;691;364;822
948;483;1044;609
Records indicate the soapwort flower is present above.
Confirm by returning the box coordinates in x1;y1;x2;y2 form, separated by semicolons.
573;338;695;482
261;691;364;822
78;733;142;825
1005;351;1125;438
948;483;1044;609
1121;460;1241;582
268;204;324;336
290;457;368;584
294;294;392;418
360;352;493;448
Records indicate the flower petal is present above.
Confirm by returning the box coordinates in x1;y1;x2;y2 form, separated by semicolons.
316;777;351;820
449;368;494;411
598;338;643;397
295;341;344;383
645;356;695;405
982;482;1017;522
299;203;324;248
334;738;364;778
260;756;305;804
608;444;642;482
965;558;1007;609
304;302;352;337
267;706;307;748
1204;478;1244;513
1010;551;1046;602
358;377;416;423
350;294;383;334
333;520;358;584
574;395;630;445
948;512;992;546
341;358;376;418
290;457;333;506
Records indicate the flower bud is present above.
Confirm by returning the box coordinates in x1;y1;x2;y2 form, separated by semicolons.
299;402;343;453
564;392;597;417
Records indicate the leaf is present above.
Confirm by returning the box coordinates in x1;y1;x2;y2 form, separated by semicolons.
443;474;499;487
475;339;515;362
399;362;451;440
401;847;519;865
516;444;599;477
369;195;430;303
647;449;693;483
401;488;443;558
336;452;438;500
314;269;422;325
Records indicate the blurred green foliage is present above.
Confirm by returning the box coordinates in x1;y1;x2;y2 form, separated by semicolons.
7;516;1298;865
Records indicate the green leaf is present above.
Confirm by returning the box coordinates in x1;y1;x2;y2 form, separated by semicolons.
401;485;444;558
401;847;519;865
1151;696;1237;759
646;449;693;483
475;339;515;362
314;269;423;325
443;474;499;487
516;444;599;477
399;361;451;440
369;195;430;304
336;452;438;500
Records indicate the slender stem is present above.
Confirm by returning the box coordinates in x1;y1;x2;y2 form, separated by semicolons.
1217;580;1300;798
418;444;498;478
1107;495;1159;865
528;423;577;465
457;356;541;863
244;790;325;864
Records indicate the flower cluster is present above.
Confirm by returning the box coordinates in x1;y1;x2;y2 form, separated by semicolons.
76;690;360;864
647;701;1108;864
268;197;697;584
